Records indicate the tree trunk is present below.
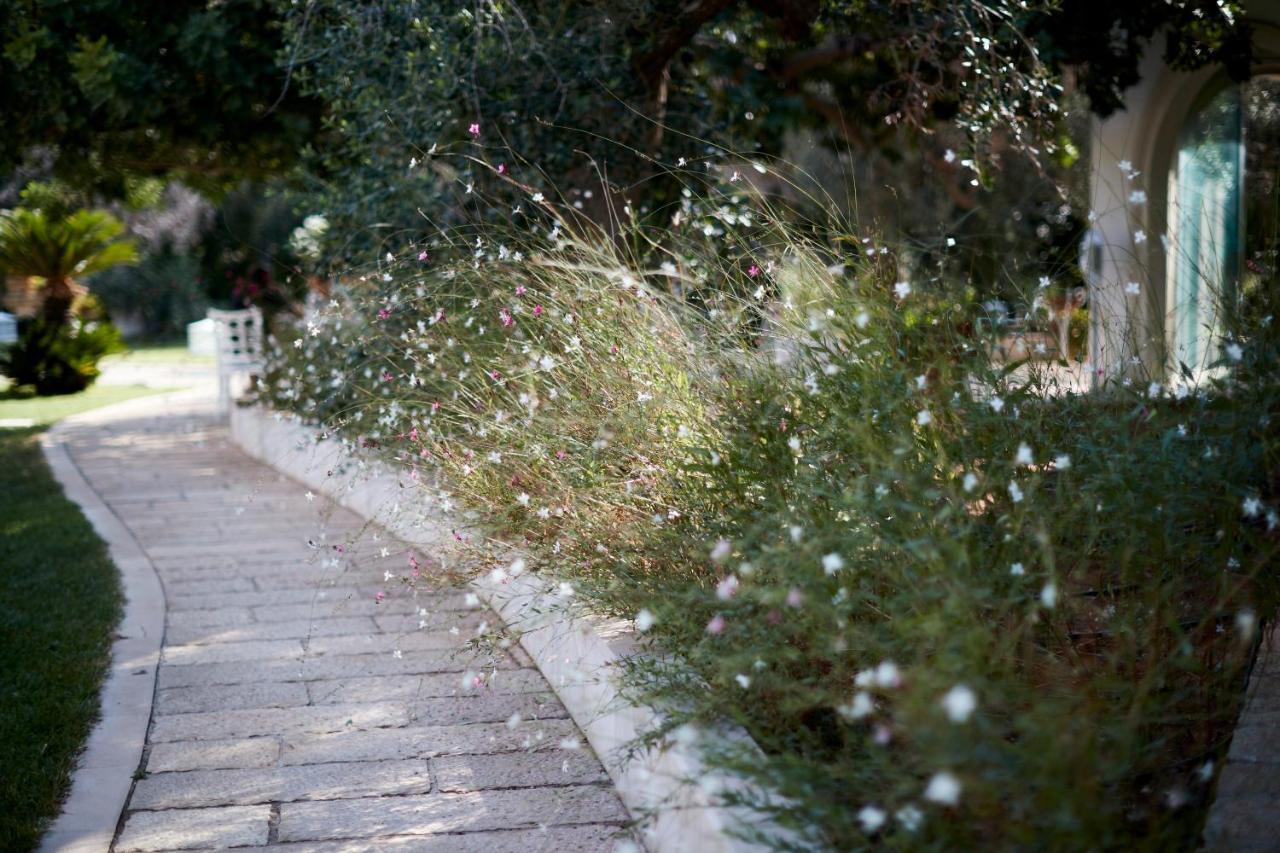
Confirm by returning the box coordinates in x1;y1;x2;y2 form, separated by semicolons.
41;276;76;326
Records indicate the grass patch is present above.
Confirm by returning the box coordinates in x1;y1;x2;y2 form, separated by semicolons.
0;383;171;427
0;427;123;851
101;342;213;367
0;381;170;849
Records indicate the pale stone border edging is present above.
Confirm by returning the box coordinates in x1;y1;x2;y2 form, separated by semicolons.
36;392;200;853
230;403;788;853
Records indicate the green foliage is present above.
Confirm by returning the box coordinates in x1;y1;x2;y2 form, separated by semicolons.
196;182;307;319
0;428;123;851
1;307;125;396
261;200;1277;849
0;0;317;194
91;249;207;340
0;208;137;284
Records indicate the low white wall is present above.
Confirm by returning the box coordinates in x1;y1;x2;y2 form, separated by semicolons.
229;404;787;853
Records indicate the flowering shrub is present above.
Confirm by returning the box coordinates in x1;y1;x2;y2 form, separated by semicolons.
261;201;1278;849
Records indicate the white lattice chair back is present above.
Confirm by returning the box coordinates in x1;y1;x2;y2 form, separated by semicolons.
208;308;265;410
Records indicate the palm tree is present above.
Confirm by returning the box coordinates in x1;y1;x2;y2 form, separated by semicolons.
0;208;138;325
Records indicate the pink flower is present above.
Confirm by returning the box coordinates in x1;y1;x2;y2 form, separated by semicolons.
468;122;481;137
381;371;393;382
515;285;526;296
747;264;761;278
418;250;429;261
489;369;501;381
786;587;804;608
497;163;507;174
431;401;440;413
375;590;386;603
706;614;726;635
555;449;566;459
533;304;544;317
377;307;391;320
499;308;514;328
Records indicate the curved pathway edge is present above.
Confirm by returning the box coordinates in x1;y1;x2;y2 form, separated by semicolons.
37;393;189;853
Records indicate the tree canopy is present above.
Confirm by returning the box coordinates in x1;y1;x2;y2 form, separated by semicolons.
0;0;318;194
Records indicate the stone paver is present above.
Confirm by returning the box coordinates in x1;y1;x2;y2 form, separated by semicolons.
1205;625;1280;851
57;396;628;850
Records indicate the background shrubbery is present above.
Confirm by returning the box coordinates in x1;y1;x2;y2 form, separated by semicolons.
261;187;1279;848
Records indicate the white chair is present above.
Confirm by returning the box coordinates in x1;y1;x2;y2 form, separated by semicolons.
208;308;265;411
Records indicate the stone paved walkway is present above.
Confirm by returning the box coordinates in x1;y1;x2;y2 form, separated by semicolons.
59;395;629;852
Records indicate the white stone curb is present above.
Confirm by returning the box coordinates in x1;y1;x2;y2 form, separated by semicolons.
37;393;192;853
229;404;788;853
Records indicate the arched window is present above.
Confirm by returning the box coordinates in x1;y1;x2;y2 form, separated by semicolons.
1166;76;1280;374
1167;85;1242;372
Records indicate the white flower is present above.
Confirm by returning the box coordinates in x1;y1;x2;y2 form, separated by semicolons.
941;685;977;723
734;673;751;689
539;355;556;371
531;192;545;203
716;575;740;601
635;609;656;632
1242;497;1263;518
1118;159;1133;175
874;660;902;688
305;491;315;502
1038;276;1050;289
822;553;845;575
839;691;875;719
857;806;886;833
1010;562;1026;576
1134;230;1147;244
1237;609;1257;640
962;472;979;492
989;396;1005;413
710;538;732;562
917;409;933;426
1008;481;1024;503
1128;189;1147;205
506;713;522;729
516;493;530;506
924;771;962;806
1054;454;1071;470
855;310;870;329
944;148;956;163
1225;342;1243;362
789;525;804;543
1125;281;1141;295
896;805;924;832
788;435;802;453
894;281;912;299
1040;582;1058;609
1015;442;1033;465
1148;382;1162;399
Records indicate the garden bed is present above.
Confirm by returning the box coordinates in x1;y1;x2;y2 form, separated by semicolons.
254;216;1279;848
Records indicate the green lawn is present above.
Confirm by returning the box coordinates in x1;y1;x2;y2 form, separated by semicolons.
0;383;168;850
0;383;171;427
101;342;214;366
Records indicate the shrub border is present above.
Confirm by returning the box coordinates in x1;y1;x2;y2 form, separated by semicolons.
37;394;171;853
229;402;787;853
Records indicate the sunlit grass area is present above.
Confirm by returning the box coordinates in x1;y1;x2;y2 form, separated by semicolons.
0;383;173;427
0;381;174;849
